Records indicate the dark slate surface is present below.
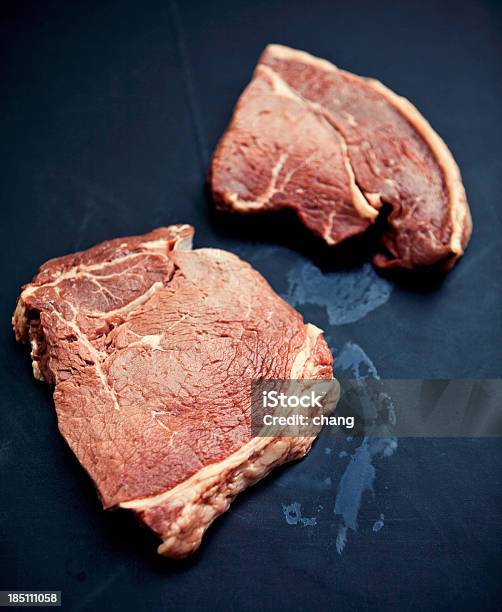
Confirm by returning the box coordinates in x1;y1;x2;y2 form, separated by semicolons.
1;1;501;610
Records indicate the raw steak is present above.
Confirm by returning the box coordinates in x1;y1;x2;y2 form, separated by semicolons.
12;225;334;558
210;45;472;269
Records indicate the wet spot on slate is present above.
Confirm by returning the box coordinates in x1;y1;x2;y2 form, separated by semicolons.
373;514;385;533
333;343;398;554
284;262;392;325
282;502;317;527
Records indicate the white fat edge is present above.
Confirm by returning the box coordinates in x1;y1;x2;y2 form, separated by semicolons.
264;44;339;73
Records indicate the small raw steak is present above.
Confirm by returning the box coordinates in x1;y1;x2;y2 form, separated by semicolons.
13;225;334;558
210;44;472;269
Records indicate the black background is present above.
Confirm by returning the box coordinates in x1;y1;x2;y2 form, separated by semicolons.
1;1;501;610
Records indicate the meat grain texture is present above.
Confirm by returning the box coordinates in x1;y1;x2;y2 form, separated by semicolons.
13;225;335;558
210;45;472;269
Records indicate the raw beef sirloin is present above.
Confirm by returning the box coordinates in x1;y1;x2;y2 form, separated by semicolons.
13;225;335;558
210;45;472;269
